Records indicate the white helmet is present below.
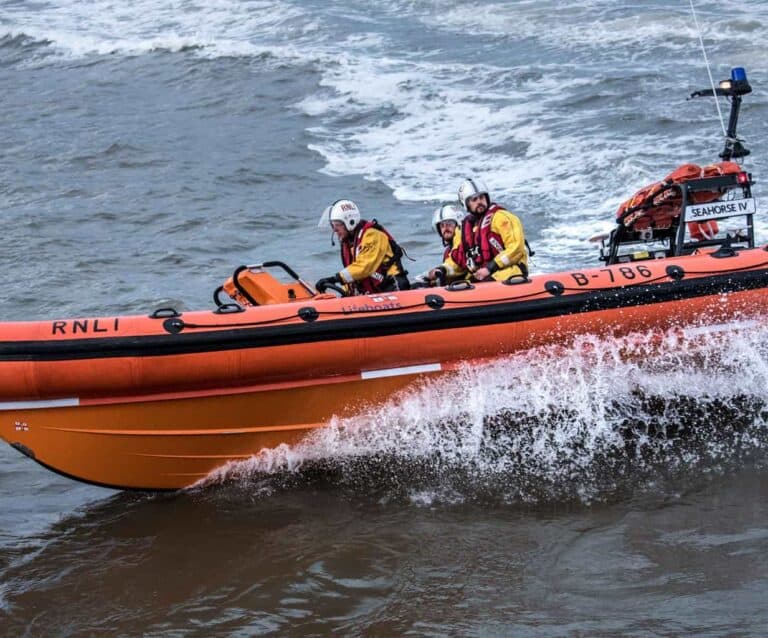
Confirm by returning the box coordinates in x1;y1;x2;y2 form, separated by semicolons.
318;199;361;231
431;203;465;236
458;177;490;211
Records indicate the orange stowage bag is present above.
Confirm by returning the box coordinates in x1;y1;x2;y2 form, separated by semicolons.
616;181;663;226
616;161;742;239
692;161;741;203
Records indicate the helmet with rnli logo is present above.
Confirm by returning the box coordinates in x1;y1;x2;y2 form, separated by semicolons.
431;203;465;236
318;199;361;231
458;177;490;211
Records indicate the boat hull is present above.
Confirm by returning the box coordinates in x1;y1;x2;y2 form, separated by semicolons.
3;374;422;490
2;248;768;489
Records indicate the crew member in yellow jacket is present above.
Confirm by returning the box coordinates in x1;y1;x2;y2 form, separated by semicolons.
316;199;409;295
455;177;528;282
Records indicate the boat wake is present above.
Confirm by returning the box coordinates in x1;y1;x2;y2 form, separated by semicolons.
199;321;768;504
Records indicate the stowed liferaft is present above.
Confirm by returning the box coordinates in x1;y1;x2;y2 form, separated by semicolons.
598;159;755;265
616;161;742;240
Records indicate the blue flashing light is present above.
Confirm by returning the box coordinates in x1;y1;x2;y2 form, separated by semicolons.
731;67;747;82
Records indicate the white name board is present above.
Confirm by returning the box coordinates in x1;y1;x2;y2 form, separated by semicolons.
684;197;756;222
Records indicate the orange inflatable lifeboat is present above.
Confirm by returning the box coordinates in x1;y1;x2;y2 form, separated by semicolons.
2;238;768;491
0;67;763;491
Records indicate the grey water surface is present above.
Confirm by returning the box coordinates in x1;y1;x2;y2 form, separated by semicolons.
2;1;768;635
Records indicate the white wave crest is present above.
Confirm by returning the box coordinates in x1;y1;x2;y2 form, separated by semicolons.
420;0;768;52
2;0;315;59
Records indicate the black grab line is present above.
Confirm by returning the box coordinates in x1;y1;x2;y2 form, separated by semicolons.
1;269;767;362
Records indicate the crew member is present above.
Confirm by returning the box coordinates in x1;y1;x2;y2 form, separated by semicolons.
426;203;466;285
315;199;409;295
454;177;528;281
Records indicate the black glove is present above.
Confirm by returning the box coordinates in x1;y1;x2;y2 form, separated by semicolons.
315;275;340;292
431;266;447;286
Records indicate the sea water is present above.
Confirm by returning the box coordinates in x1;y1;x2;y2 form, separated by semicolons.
2;1;768;634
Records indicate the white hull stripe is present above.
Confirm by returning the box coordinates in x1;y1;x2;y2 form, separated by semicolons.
0;367;444;409
1;365;444;409
361;363;442;380
0;398;80;411
682;320;759;337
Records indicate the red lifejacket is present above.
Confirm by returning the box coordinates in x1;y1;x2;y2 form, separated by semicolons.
340;219;404;294
457;204;506;271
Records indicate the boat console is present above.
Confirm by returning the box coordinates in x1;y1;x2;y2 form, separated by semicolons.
214;261;316;309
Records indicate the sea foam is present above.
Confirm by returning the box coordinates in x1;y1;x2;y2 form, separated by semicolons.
199;320;768;504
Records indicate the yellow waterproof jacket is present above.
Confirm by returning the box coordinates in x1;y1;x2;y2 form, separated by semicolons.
338;223;403;293
460;206;527;281
486;208;528;281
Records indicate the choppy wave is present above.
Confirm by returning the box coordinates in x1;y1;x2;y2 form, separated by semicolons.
198;321;768;505
1;0;315;60
7;1;767;57
290;1;768;264
3;0;766;267
423;0;768;52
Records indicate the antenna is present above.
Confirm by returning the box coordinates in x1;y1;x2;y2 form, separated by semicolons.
687;0;726;137
687;1;752;162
